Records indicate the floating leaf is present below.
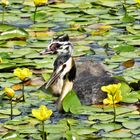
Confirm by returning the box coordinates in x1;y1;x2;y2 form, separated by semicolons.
62;90;81;113
0;109;21;116
0;28;29;41
122;91;139;103
103;130;132;138
75;128;97;135
114;45;135;53
122;59;135;68
92;123;122;132
126;26;138;35
2;132;22;140
123;120;140;130
91;24;112;36
88;113;114;121
131;129;140;135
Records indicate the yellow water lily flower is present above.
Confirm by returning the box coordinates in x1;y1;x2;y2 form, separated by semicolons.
135;0;140;4
14;68;32;81
34;0;48;7
4;87;15;98
101;83;122;105
101;83;121;96
103;91;122;105
32;105;53;121
1;0;9;7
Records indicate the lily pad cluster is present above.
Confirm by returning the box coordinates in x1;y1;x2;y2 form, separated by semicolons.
0;0;140;139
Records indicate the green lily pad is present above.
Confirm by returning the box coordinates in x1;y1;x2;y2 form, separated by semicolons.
114;45;135;53
103;130;132;138
49;3;75;8
92;123;122;132
62;90;81;113
0;109;21;116
131;129;140;135
0;63;16;70
5;119;29;125
2;132;22;140
69;105;103;115
45;124;69;133
0;114;9;119
103;106;136;115
88;113;114;121
0;28;28;41
74;128;97;135
123;120;140;130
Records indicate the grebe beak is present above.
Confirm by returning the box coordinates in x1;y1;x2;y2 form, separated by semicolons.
40;49;53;55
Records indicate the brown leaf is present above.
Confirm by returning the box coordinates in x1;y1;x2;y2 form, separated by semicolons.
30;77;45;86
122;59;135;68
12;84;22;90
12;79;32;90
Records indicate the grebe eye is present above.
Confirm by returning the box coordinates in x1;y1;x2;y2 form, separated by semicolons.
65;47;69;50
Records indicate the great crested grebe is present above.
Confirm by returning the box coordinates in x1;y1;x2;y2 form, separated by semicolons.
40;34;119;106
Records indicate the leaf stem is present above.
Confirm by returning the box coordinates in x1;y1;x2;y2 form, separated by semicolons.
2;6;5;24
124;0;126;5
34;6;38;24
112;95;116;122
42;121;45;140
22;82;25;102
10;98;13;120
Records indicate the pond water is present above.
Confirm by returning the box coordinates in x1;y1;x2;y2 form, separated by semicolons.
0;0;140;139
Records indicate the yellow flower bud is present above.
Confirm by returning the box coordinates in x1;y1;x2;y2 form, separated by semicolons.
4;87;15;98
14;68;32;81
34;0;48;7
1;0;9;7
32;105;53;121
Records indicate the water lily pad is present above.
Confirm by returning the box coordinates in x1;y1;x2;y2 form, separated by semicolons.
123;120;140;130
69;105;103;115
0;63;16;70
92;123;122;132
74;128;97;135
2;132;22;140
0;109;21;116
49;3;75;8
0;24;15;33
63;90;81;113
88;113;114;121
45;124;69;133
131;129;140;135
0;114;9;119
103;106;136;115
0;28;28;41
103;130;132;138
114;45;135;53
5;119;29;125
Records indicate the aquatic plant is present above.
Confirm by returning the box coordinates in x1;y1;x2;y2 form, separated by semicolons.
101;83;122;122
32;105;53;140
14;68;32;101
4;87;15;120
1;0;9;23
33;0;48;23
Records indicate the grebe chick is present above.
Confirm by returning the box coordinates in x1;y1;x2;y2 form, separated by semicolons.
40;34;119;105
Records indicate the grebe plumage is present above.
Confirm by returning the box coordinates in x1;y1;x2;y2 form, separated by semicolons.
40;34;119;106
